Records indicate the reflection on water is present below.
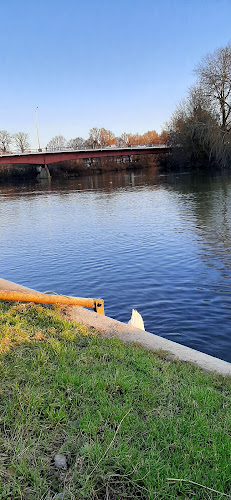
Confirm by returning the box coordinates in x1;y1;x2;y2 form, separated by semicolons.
0;168;231;361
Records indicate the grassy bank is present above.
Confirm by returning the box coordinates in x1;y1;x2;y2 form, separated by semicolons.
0;302;231;499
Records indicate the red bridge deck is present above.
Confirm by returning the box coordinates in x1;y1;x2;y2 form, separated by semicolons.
0;146;171;166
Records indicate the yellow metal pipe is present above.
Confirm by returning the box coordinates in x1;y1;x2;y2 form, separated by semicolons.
0;290;104;316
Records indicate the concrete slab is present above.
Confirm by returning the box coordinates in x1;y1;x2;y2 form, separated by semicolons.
0;278;39;294
67;305;231;376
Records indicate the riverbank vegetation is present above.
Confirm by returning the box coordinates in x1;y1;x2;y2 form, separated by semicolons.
165;43;231;170
1;301;231;499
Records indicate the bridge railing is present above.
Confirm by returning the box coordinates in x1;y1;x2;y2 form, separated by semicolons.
0;144;169;157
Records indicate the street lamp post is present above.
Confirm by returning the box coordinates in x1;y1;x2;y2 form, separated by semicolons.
34;107;42;151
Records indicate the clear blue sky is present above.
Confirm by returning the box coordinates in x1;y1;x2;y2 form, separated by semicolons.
1;0;231;148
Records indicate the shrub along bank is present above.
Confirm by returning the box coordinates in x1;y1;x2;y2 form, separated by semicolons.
0;301;231;499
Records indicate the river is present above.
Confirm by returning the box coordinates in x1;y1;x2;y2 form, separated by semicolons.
0;167;231;362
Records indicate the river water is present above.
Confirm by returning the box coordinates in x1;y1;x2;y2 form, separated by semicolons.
0;168;231;362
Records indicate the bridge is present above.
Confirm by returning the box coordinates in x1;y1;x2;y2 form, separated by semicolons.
0;145;171;168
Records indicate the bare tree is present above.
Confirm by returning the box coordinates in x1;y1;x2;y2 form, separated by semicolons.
165;44;231;168
88;128;101;148
117;132;130;147
87;127;116;148
0;130;12;152
46;135;67;151
195;43;231;133
166;86;223;167
13;132;30;153
67;137;86;150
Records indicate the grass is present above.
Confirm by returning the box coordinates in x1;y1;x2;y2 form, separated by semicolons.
0;301;231;499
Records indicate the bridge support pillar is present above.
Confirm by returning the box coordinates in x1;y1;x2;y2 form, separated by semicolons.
37;164;51;180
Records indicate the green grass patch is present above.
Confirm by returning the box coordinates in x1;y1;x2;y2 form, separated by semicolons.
0;301;231;499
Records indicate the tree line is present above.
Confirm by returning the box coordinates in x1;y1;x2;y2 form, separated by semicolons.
0;127;168;154
46;128;168;151
166;42;231;169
